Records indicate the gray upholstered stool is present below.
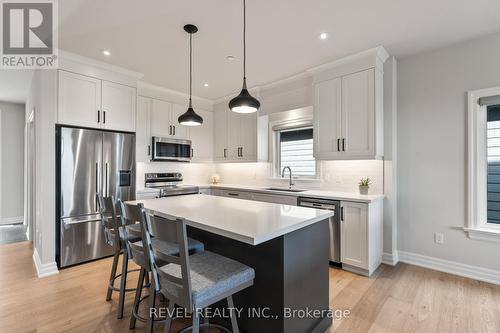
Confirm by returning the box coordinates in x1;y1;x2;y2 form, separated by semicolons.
97;194;143;319
140;211;255;333
118;200;204;332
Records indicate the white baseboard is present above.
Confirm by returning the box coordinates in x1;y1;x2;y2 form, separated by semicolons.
33;248;59;278
0;216;24;225
382;251;399;266
398;250;500;286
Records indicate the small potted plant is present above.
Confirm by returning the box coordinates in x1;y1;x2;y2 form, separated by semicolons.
358;178;371;195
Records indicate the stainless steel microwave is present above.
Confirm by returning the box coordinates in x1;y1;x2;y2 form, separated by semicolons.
151;137;192;162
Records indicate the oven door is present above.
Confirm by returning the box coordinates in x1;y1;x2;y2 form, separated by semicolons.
152;137;192;162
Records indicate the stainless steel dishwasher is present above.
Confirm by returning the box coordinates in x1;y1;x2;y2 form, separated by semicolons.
298;197;341;267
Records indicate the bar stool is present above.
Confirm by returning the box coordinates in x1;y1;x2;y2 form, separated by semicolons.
139;209;255;333
97;193;143;319
118;200;205;332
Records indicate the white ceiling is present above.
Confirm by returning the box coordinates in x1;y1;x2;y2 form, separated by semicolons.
0;70;33;104
58;0;500;100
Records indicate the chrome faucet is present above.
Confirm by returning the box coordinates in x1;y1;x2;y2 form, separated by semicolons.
281;166;295;189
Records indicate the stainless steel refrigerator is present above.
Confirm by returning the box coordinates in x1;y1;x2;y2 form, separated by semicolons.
57;126;135;268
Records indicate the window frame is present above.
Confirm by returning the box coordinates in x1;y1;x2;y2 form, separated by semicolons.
466;87;500;242
271;120;319;179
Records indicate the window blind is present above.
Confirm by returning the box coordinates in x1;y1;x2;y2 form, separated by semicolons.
279;128;315;177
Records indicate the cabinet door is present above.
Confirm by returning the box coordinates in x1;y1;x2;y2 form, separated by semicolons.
150;99;172;138
58;71;101;128
136;96;151;163
250;193;297;206
341;69;375;157
189;109;213;162
214;108;228;160
313;78;342;159
239;112;257;161
227;111;241;159
170;103;190;139
340;201;368;269
101;81;136;132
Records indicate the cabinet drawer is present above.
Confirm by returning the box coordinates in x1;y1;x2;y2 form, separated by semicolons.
212;189;251;200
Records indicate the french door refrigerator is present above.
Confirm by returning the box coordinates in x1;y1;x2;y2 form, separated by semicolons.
56;126;135;268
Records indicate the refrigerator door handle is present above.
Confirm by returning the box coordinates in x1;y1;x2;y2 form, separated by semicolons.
105;162;109;196
95;162;99;211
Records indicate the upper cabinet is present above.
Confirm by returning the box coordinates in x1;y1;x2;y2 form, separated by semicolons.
213;106;268;163
311;47;387;160
58;70;137;132
136;95;214;163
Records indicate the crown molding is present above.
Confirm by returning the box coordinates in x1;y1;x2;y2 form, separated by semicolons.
138;81;214;110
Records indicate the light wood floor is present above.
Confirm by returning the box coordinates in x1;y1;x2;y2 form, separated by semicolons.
1;242;499;333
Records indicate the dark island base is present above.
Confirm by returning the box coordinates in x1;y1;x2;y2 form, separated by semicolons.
187;219;331;333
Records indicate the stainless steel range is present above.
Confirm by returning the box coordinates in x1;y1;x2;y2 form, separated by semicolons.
145;172;199;197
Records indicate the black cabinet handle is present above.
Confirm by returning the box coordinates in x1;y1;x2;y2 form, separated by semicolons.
223;148;227;158
103;111;106;124
97;110;100;123
191;148;194;158
173;125;176;136
240;147;243;157
342;138;345;151
341;207;345;221
148;145;151;156
228;193;239;197
337;139;340;152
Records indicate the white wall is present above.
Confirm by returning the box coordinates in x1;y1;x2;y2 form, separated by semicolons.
26;70;58;271
398;32;500;271
0;101;25;224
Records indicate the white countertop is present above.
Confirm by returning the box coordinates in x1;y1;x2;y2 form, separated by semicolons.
129;194;334;245
198;184;384;203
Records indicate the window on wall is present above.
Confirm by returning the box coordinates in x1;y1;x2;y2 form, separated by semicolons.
467;88;500;241
276;127;316;177
487;105;500;224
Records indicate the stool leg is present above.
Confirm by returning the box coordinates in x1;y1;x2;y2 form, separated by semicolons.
146;279;156;333
129;267;146;329
106;246;120;301
192;309;200;333
203;317;209;333
117;250;129;319
163;301;175;333
145;269;150;287
227;296;239;333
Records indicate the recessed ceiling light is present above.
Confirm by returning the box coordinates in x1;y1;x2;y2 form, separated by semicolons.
319;33;328;40
102;50;111;56
226;55;235;61
204;83;209;87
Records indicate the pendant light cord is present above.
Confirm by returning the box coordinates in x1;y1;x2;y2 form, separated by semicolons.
243;0;246;80
189;32;193;107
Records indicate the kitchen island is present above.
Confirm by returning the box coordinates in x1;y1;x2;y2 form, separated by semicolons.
131;194;334;333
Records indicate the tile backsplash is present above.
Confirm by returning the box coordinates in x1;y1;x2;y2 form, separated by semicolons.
137;160;383;195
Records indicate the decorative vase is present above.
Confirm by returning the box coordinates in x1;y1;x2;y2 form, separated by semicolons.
359;185;369;195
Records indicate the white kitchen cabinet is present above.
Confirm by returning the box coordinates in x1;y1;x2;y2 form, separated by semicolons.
136;96;152;162
58;70;101;128
341;70;375;157
58;70;137;132
189;109;213;162
101;80;136;132
214;106;267;163
150;98;172;138
249;193;297;206
170;103;190;139
340;200;383;276
312;48;386;160
314;78;342;158
214;108;228;160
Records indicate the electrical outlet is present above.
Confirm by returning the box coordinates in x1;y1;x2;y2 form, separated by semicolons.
434;232;444;244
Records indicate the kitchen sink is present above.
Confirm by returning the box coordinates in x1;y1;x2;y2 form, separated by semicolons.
264;187;306;193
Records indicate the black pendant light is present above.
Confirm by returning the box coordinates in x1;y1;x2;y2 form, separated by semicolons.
178;24;203;126
229;0;260;113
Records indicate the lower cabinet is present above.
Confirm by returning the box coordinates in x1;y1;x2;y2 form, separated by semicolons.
210;189;297;206
340;200;383;276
